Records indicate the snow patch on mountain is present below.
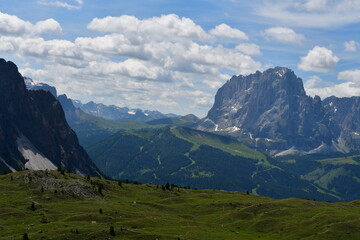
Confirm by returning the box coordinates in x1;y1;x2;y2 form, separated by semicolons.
128;110;136;115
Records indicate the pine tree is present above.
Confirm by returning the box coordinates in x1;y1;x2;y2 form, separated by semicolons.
30;202;36;211
110;226;115;236
23;233;29;240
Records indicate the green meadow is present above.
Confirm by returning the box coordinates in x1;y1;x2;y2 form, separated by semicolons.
1;170;359;240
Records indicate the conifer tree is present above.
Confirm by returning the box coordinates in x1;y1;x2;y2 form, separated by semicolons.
23;233;29;240
30;202;36;211
110;226;115;236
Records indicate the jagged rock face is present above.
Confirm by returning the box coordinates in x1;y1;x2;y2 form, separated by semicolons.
0;59;101;176
323;96;360;150
199;67;333;151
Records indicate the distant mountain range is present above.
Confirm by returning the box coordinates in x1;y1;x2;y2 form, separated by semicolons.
0;59;101;176
198;67;360;156
73;100;178;122
25;77;177;122
24;77;199;147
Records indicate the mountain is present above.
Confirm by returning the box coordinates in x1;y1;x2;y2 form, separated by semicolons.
197;67;356;155
146;114;199;127
86;126;340;201
24;77;57;97
2;170;360;239
0;59;101;176
23;78;188;146
323;96;360;151
73;100;177;122
25;77;175;122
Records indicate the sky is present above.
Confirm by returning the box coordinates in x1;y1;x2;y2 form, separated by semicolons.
0;0;359;117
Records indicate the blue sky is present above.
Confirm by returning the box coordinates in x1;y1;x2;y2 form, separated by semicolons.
0;0;360;117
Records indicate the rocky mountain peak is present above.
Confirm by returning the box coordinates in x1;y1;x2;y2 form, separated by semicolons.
24;76;57;97
198;67;333;153
0;59;101;176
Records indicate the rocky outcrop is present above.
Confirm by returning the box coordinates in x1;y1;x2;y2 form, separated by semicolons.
323;96;360;151
198;67;344;154
0;59;101;176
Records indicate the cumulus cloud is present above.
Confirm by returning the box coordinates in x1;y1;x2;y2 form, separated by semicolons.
338;69;360;87
37;0;83;10
344;40;358;52
304;75;325;89
78;14;261;79
209;24;249;41
306;82;360;99
235;43;261;55
254;0;360;28
263;27;304;44
0;12;62;36
5;13;261;116
88;14;209;42
298;46;339;73
305;69;360;99
34;19;62;35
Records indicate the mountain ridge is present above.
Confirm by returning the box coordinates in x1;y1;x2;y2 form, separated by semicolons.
198;67;358;155
0;59;101;176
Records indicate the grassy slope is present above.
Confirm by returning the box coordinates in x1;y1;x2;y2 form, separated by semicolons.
275;154;360;201
87;127;342;201
170;127;265;160
1;171;359;240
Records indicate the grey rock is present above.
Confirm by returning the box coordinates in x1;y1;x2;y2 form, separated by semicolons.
198;67;336;153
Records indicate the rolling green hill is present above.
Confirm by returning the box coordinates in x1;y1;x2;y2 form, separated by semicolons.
86;127;339;201
274;154;360;201
1;170;359;240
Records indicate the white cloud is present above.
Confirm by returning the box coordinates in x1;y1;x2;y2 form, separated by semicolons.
0;12;62;36
254;1;360;28
263;27;304;44
306;82;360;99
0;38;15;52
4;13;262;116
338;69;360;87
344;40;358;52
298;46;339;73
295;0;328;11
88;14;209;42
209;24;249;41
235;43;261;55
34;19;62;35
37;0;83;10
304;75;325;89
305;69;360;99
